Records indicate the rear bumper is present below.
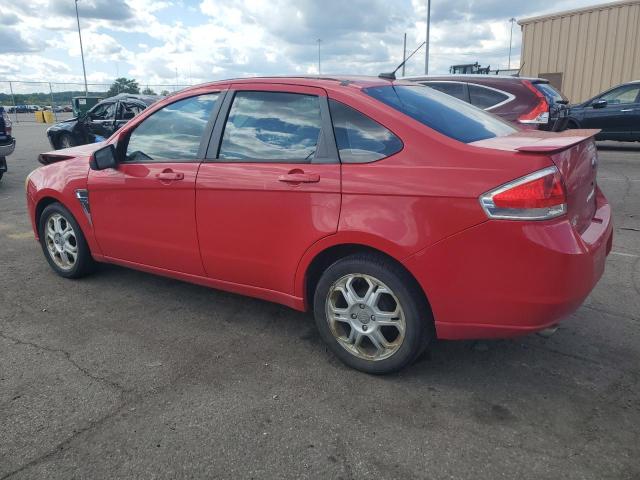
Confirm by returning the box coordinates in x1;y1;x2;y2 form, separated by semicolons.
405;188;612;340
0;139;15;158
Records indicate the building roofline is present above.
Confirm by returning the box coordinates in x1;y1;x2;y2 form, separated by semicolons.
518;0;640;25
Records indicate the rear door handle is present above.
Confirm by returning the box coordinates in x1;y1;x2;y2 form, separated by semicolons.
278;172;320;183
156;170;184;181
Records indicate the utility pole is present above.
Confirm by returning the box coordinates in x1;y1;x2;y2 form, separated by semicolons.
508;18;516;70
402;33;407;77
74;0;88;96
317;39;322;75
425;0;431;74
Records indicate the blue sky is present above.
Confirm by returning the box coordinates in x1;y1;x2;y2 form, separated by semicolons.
0;0;607;90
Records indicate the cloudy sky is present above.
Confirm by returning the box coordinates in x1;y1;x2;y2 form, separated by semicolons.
0;0;606;89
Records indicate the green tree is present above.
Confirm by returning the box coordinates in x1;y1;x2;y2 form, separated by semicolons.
107;78;140;96
160;90;170;96
141;87;156;95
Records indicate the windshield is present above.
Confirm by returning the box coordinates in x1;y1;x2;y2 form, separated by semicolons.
364;84;516;143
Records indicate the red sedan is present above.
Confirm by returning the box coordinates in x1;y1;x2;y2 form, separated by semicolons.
26;77;612;373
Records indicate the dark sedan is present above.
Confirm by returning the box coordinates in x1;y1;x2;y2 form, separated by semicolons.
46;94;159;150
567;81;640;142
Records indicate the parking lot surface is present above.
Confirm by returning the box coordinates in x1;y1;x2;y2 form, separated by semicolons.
1;123;639;479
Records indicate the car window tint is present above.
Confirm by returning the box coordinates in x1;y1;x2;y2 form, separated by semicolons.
329;99;402;163
91;103;116;120
468;84;509;109
534;83;565;104
601;85;640;105
423;82;467;101
126;93;218;162
365;85;516;144
218;91;322;162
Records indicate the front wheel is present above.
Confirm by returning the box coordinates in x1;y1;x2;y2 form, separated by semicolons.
38;203;95;278
313;254;433;374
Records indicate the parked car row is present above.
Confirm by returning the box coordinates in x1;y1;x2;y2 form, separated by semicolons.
26;76;612;373
3;105;73;113
404;75;640;142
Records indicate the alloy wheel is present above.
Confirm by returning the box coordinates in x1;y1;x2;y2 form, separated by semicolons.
44;213;78;271
325;273;406;361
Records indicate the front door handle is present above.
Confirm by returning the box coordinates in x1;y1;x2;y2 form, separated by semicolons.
156;170;184;181
278;172;320;183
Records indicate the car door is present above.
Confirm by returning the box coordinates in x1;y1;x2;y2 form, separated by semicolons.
84;102;117;142
88;92;223;275
581;84;640;140
196;83;341;295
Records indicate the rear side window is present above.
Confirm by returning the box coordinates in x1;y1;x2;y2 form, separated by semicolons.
468;84;509;109
364;85;516;144
218;91;322;162
329;99;402;163
126;93;219;162
422;82;467;102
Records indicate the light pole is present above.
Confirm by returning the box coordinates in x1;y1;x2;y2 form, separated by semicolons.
508;17;516;70
317;39;322;75
74;0;88;95
425;0;431;74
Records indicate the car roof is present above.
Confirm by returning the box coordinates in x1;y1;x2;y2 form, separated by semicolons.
102;93;160;105
176;75;414;94
403;74;547;83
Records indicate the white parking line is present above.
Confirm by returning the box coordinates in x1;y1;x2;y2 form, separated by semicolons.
611;251;639;258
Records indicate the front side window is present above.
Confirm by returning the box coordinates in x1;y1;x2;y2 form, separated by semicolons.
90;102;116;120
329;99;402;163
468;84;509;109
600;85;640;105
125;93;218;162
423;82;467;102
218;91;322;162
364;85;516;144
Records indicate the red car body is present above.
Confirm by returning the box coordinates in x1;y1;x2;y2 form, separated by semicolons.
26;77;612;340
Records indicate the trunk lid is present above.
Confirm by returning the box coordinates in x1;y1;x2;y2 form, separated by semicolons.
471;129;600;232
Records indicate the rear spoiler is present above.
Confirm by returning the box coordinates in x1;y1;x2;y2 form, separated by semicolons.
470;129;600;154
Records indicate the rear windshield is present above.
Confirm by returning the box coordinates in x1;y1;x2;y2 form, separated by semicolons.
534;82;566;104
364;85;516;143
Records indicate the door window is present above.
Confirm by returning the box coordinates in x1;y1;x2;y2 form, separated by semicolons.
90;102;116;120
468;84;510;109
329;99;402;163
118;102;144;120
218;91;322;162
125;93;219;162
422;82;467;101
600;86;640;105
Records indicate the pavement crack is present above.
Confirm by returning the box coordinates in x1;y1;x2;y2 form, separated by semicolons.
0;331;130;394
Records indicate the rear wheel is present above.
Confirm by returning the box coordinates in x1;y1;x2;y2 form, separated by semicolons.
38;203;95;278
58;133;75;149
313;253;433;374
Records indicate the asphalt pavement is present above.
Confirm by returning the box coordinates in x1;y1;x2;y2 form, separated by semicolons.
1;123;639;479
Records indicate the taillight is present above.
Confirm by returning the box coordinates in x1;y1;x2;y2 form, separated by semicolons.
480;166;567;220
518;80;549;124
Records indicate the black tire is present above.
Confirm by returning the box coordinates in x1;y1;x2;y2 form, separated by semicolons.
58;133;75;150
38;202;95;278
566;119;580;130
313;253;434;374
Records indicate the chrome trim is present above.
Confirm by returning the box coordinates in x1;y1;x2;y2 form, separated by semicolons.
75;189;91;222
479;166;567;221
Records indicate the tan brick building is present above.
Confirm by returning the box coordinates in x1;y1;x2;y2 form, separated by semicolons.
519;0;640;102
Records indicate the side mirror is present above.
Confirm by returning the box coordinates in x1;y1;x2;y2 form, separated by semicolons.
90;144;117;170
592;99;607;109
